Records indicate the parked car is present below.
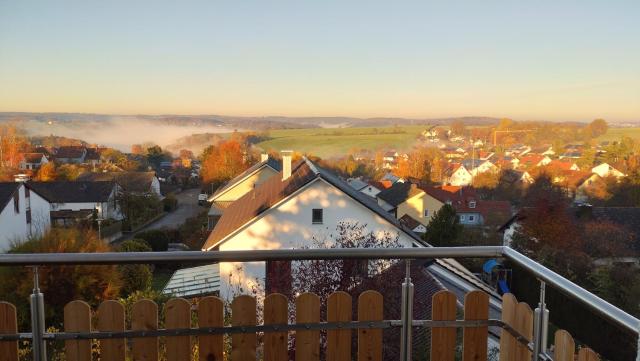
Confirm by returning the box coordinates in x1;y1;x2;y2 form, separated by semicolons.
198;193;208;206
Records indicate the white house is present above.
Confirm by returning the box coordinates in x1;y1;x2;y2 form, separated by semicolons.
19;153;49;171
78;171;162;198
461;159;498;176
28;181;122;225
0;182;51;251
444;164;472;186
591;163;625;178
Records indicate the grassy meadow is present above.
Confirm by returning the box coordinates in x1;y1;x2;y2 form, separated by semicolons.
255;125;429;159
596;127;640;142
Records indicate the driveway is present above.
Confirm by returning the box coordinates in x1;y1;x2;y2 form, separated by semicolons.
118;188;204;241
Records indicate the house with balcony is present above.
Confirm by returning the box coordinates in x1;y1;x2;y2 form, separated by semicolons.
0;182;51;250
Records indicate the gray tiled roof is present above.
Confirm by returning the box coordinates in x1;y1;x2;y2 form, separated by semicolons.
162;264;220;298
28;181;115;203
0;182;20;211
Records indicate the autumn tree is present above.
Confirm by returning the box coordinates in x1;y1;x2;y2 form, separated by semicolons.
589;119;608;138
0;228;121;328
131;144;144;154
35;162;57;181
200;140;248;187
0;123;29;168
450;120;466;136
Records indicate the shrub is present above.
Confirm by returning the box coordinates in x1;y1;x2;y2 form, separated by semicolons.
117;239;153;296
135;230;171;252
163;194;178;212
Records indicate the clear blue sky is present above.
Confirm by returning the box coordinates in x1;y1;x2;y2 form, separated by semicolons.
1;0;638;121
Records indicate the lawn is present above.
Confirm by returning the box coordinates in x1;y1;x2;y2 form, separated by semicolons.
254;125;430;159
596;128;640;142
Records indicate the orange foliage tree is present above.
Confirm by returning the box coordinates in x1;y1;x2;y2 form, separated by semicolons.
35;162;57;181
200;140;248;188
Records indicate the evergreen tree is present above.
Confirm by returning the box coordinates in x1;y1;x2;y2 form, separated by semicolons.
423;204;462;246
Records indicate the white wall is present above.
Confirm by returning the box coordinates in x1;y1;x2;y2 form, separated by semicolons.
216;178;417;299
0;184;51;251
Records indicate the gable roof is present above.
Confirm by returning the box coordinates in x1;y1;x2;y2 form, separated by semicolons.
399;214;423;231
210;158;282;201
28;181;115;203
0;182;21;211
21;153;47;164
78;172;156;193
55;146;86;159
376;182;424;208
203;158;425;250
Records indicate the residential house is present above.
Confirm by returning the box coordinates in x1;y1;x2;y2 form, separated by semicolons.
347;178;381;198
398;214;427;234
202;157;499;304
443;163;472;186
78;171;162;198
28;181;121;225
478;151;495;161
517;154;551;170
206;153;282;229
376;182;424;215
501;169;534;186
55;146;87;164
461;159;498;176
19;153;49;170
591;163;625;178
0;182;51;251
84;148;102;166
546;159;580;172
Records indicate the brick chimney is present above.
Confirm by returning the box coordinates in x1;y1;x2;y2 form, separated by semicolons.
261;153;269;162
281;150;293;181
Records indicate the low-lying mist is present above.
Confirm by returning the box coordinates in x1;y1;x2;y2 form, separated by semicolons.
23;117;235;153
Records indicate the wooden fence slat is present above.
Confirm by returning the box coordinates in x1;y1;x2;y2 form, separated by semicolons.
358;290;383;361
165;298;191;361
431;290;457;361
64;300;92;361
578;347;600;361
498;294;517;361
0;302;18;361
264;293;288;361
198;296;224;361
132;299;159;361
554;330;575;361
514;302;533;361
462;290;489;361
295;292;320;361
231;295;257;361
97;300;126;361
327;291;352;361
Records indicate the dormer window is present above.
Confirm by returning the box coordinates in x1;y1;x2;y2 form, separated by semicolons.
469;201;476;209
312;208;323;224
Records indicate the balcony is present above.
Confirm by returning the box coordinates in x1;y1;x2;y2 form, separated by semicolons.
0;246;637;360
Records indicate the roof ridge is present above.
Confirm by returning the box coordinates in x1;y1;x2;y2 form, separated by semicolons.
303;157;320;175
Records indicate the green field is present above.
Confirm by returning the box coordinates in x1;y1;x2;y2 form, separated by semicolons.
255;125;429;159
596;128;640;142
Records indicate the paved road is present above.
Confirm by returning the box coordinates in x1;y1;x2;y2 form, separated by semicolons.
119;188;205;241
148;188;203;230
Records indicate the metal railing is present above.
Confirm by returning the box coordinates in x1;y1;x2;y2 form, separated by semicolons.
0;246;638;360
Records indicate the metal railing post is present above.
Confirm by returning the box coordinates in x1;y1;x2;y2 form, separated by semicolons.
532;280;548;361
400;260;414;361
637;323;640;361
30;267;47;361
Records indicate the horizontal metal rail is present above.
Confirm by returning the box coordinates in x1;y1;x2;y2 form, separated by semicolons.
0;246;503;265
0;246;637;335
0;319;529;346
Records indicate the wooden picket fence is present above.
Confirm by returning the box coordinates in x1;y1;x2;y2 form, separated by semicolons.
0;290;600;361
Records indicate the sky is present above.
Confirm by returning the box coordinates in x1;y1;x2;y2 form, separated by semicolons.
0;0;639;122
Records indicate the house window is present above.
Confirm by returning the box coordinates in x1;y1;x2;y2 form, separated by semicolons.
459;215;465;221
13;192;19;213
469;215;475;222
312;208;323;224
423;209;429;217
469;201;476;209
